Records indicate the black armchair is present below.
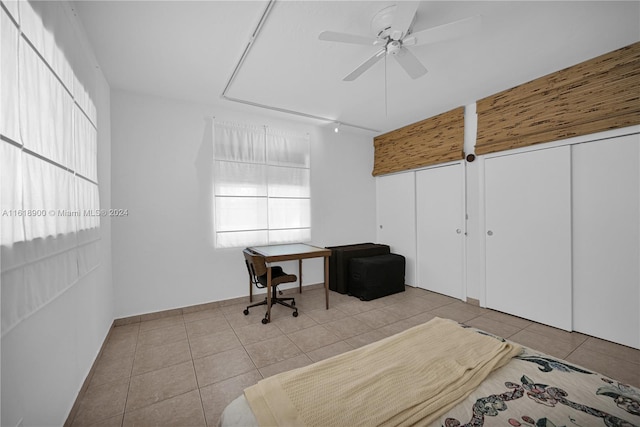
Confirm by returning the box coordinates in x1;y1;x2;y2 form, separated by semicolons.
242;248;299;324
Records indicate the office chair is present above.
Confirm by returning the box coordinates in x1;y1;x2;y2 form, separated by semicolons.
243;248;299;324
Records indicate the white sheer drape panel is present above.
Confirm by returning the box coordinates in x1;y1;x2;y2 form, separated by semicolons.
20;37;74;169
0;143;24;246
69;24;98;127
1;8;20;143
268;198;311;229
20;0;75;91
0;2;100;336
215;197;268;232
268;166;310;198
22;153;76;240
74;81;97;126
214;122;265;163
266;130;310;168
213;161;267;197
74;106;98;181
213;121;310;248
269;228;311;245
76;177;100;233
2;1;20;22
216;230;269;249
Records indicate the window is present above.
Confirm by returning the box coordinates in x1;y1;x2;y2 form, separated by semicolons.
1;2;100;335
213;121;310;249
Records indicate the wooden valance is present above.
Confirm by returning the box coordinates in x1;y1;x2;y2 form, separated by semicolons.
372;107;465;176
476;41;640;155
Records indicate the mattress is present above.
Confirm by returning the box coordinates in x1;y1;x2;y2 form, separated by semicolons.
218;319;640;427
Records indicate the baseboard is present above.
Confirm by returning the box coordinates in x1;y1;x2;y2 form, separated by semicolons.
113;282;325;325
65;282;326;425
466;297;480;306
64;323;117;427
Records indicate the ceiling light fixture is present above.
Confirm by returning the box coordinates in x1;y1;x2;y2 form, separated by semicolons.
334;122;341;133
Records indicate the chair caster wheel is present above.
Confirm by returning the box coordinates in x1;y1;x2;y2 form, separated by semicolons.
243;309;249;315
262;317;268;324
291;301;296;307
292;311;298;317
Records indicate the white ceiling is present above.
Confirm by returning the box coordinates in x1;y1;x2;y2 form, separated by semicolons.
73;1;640;136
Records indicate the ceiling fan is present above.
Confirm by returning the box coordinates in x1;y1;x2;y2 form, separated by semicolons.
319;2;481;81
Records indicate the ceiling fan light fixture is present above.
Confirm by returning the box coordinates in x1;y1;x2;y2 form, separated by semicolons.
370;5;397;39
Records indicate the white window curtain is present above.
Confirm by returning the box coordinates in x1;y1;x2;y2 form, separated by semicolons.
213;121;310;249
0;1;100;336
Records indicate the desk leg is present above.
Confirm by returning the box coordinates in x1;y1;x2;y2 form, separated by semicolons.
324;256;330;309
298;259;303;294
266;266;272;323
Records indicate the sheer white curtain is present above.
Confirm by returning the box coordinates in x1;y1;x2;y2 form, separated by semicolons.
213;121;310;249
0;1;100;336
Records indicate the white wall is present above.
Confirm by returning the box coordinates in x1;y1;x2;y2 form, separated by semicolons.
110;90;377;318
0;5;114;425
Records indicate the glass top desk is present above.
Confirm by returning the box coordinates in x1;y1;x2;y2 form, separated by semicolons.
249;243;331;323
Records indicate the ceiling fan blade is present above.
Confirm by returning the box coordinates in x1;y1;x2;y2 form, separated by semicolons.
319;30;378;46
405;15;482;46
390;2;419;41
343;48;386;81
394;48;428;79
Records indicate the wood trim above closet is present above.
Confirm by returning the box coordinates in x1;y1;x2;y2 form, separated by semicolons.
476;41;640;155
372;107;464;176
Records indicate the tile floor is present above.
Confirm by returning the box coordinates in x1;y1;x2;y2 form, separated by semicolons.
68;286;640;426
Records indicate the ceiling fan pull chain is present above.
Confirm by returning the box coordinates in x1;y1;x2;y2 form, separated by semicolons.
385;54;388;116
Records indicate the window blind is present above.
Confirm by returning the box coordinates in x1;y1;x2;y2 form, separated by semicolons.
372;107;465;176
475;42;640;155
213;121;310;249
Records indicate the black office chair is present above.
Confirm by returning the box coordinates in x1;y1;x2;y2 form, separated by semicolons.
243;248;298;324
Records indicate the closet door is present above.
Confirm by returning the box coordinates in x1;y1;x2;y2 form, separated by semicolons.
572;133;640;349
416;164;465;299
376;172;416;286
485;146;572;330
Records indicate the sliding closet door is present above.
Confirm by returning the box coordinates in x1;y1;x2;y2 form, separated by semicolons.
572;133;640;349
376;172;416;286
416;163;465;299
485;146;572;330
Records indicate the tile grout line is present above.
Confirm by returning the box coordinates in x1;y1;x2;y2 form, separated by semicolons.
120;322;141;427
74;287;640;424
223;304;265;379
181;314;209;426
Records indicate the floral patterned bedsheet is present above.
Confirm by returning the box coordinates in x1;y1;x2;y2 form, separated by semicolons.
429;332;640;427
219;327;640;427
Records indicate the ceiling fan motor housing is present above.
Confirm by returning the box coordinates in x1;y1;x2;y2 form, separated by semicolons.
387;40;403;55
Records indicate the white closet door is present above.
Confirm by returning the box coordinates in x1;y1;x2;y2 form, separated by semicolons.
572;133;640;349
416;164;465;299
485;146;572;330
376;172;416;286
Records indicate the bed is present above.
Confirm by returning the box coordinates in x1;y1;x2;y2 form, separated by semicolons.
218;317;640;427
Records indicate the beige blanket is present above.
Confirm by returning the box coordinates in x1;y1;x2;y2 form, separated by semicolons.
244;317;522;427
